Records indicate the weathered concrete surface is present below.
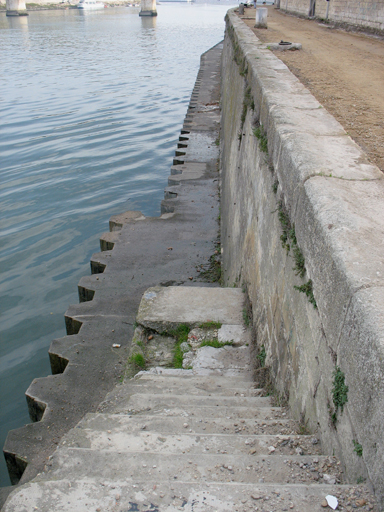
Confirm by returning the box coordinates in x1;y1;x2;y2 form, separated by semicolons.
137;286;244;331
2;42;222;505
221;10;384;506
2;286;377;511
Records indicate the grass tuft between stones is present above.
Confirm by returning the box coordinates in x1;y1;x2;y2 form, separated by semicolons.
129;353;146;369
199;321;222;330
167;324;191;369
200;340;233;349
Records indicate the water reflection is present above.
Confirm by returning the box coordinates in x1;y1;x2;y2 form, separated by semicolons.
141;15;157;29
7;14;28;27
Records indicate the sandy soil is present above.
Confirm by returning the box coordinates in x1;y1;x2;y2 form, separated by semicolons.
240;7;384;172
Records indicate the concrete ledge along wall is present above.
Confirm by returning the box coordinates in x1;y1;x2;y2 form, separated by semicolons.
221;10;384;506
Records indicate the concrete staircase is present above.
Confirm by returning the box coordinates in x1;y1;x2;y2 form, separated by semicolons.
2;287;377;511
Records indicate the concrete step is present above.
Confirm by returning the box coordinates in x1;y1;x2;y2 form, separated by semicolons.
66;412;299;437
3;479;365;512
136;286;244;331
134;371;255;385
185;345;252;372
63;429;320;458
42;449;344;486
107;402;282;419
133;365;254;378
105;392;274;410
120;380;264;397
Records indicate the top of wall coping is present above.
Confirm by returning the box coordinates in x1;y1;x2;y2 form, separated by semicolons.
227;8;384;220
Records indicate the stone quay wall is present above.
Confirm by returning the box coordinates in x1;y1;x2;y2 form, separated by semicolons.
280;0;384;32
220;10;384;507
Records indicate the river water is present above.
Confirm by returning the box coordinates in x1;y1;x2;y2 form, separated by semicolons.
0;1;235;486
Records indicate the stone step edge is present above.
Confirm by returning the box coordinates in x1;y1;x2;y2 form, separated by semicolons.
51;449;328;464
64;433;313;441
121;386;266;396
116;393;272;402
134;369;254;379
74;413;292;423
30;479;355;490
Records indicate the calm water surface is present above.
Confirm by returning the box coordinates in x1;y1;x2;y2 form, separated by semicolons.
0;2;235;486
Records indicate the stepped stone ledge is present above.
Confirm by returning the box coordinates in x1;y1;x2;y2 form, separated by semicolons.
1;42;223;508
2;285;378;510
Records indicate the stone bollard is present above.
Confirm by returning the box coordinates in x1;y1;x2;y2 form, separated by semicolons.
255;7;268;28
238;3;245;15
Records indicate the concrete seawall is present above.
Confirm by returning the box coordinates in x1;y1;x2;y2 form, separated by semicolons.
220;10;384;506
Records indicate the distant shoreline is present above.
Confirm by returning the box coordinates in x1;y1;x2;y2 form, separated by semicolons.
0;1;139;10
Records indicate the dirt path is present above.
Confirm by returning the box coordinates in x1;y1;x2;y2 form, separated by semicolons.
240;7;384;172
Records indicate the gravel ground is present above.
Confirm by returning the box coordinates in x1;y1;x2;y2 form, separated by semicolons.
240;6;384;173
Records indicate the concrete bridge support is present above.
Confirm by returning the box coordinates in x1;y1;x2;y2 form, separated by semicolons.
139;0;157;17
6;0;28;16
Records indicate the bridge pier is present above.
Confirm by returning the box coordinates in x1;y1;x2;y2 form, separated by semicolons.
6;0;28;16
139;0;157;17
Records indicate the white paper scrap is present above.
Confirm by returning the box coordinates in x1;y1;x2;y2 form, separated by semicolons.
326;495;338;510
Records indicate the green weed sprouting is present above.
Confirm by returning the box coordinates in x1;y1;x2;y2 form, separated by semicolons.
199;321;222;330
240;63;249;77
353;440;363;457
256;345;266;367
241;86;254;130
272;179;279;194
276;201;316;307
169;324;191;368
253;126;268;153
129;353;146;369
292;243;306;278
332;365;348;413
278;201;291;252
294;280;317;309
200;340;233;349
242;308;250;327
